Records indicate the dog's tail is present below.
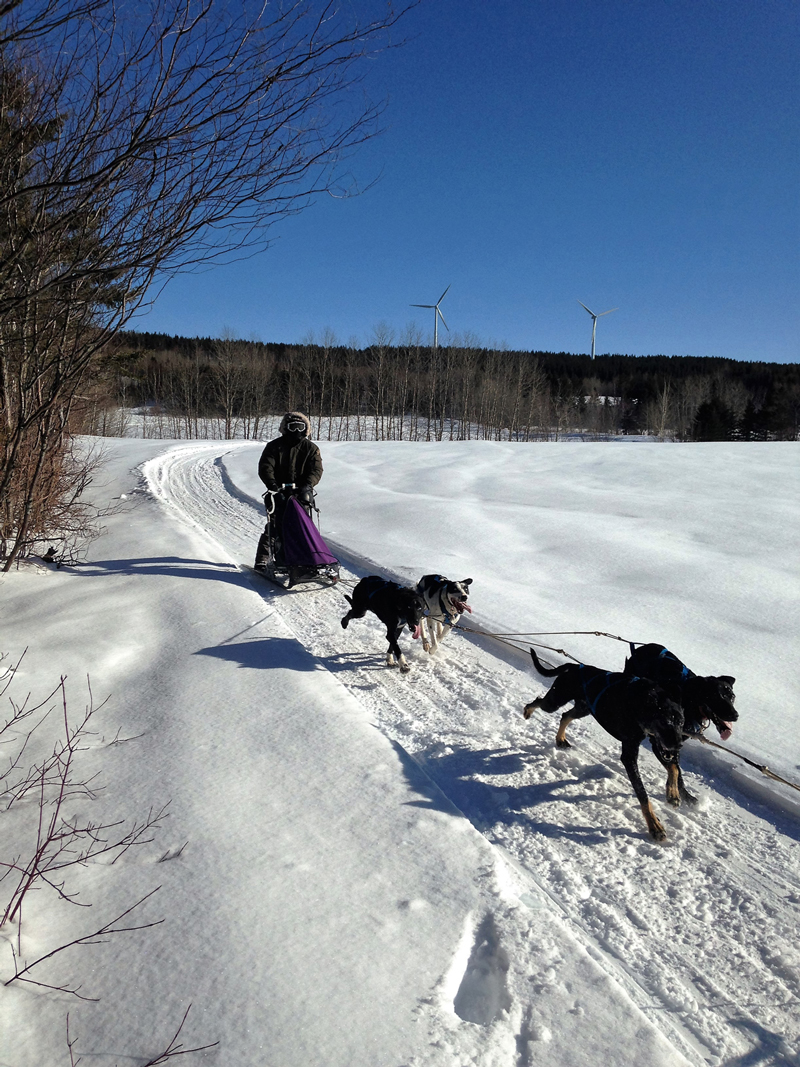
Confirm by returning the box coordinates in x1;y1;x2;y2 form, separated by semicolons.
529;647;568;676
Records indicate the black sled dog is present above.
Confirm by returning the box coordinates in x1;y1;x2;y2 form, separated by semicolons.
341;577;425;673
416;574;473;653
523;648;689;841
624;643;737;741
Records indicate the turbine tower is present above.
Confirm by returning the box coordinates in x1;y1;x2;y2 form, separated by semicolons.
578;300;618;360
411;285;450;353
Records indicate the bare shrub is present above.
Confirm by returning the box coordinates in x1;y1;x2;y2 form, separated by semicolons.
0;654;165;987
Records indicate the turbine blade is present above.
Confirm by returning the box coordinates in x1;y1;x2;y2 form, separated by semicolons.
577;300;595;317
437;308;449;331
437;284;451;306
410;303;434;309
597;307;619;317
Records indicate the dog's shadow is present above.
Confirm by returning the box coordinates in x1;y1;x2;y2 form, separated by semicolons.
721;1018;798;1066
195;637;319;672
317;650;392;675
411;744;632;846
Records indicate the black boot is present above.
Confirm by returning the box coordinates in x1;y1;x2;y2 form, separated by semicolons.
254;530;271;571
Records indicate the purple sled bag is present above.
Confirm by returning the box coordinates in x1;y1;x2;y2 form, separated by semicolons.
281;497;338;567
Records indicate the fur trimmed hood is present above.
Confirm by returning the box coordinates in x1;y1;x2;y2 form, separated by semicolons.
279;411;312;438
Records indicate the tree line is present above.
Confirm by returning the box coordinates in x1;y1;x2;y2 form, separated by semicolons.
90;329;800;443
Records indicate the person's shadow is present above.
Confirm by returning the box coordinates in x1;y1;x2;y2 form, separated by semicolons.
72;556;249;587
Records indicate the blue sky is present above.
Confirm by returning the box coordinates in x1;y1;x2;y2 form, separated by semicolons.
137;0;798;363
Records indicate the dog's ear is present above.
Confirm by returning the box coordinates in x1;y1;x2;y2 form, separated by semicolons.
463;578;473;586
720;675;735;686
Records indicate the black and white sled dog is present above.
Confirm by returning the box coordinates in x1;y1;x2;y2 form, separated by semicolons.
416;574;473;654
341;576;425;673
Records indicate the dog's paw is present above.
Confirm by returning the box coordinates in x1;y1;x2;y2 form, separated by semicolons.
523;703;536;719
400;663;411;674
648;819;668;841
556;738;572;749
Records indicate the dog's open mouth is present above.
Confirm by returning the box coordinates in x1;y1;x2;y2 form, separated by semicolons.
453;600;472;615
412;624;421;640
707;712;734;741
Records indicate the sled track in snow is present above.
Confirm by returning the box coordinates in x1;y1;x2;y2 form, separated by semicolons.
144;442;800;1067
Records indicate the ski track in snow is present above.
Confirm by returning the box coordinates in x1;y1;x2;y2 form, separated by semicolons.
145;442;800;1067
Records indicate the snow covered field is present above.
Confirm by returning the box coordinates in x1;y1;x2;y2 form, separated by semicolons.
2;437;799;1066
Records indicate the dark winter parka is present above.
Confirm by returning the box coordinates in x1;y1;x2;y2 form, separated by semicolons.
258;412;323;491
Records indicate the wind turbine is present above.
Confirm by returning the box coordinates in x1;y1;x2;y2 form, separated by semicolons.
411;285;450;352
578;300;618;360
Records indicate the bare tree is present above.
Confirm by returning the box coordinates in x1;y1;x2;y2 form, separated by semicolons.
241;341;275;440
210;330;246;440
645;379;674;440
673;375;712;440
0;0;413;566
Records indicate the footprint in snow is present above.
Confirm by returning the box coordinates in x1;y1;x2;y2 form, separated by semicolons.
453;914;511;1025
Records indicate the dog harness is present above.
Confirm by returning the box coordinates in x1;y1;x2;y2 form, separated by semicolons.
367;579;398;599
658;646;694;680
427;574;463;627
629;643;694;680
578;666;633;718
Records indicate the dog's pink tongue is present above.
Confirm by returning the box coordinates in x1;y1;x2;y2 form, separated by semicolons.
456;602;473;614
412;624;421;640
719;724;733;741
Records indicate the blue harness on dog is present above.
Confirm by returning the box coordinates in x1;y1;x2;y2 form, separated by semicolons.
658;646;694;680
577;665;639;718
367;578;397;599
629;642;694;680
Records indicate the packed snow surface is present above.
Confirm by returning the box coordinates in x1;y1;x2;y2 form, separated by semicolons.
1;438;799;1066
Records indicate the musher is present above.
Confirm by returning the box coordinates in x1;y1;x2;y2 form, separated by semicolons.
254;412;323;569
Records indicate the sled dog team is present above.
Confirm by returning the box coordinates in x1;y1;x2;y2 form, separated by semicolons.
260;412;739;842
339;571;737;842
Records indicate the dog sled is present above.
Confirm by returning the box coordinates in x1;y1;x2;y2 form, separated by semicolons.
253;484;339;589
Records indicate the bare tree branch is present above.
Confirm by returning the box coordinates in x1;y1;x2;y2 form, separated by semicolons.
5;886;164;996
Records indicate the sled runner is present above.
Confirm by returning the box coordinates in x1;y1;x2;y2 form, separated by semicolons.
253;484;339;589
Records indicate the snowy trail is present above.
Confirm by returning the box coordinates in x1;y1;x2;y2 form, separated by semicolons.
144;441;800;1067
